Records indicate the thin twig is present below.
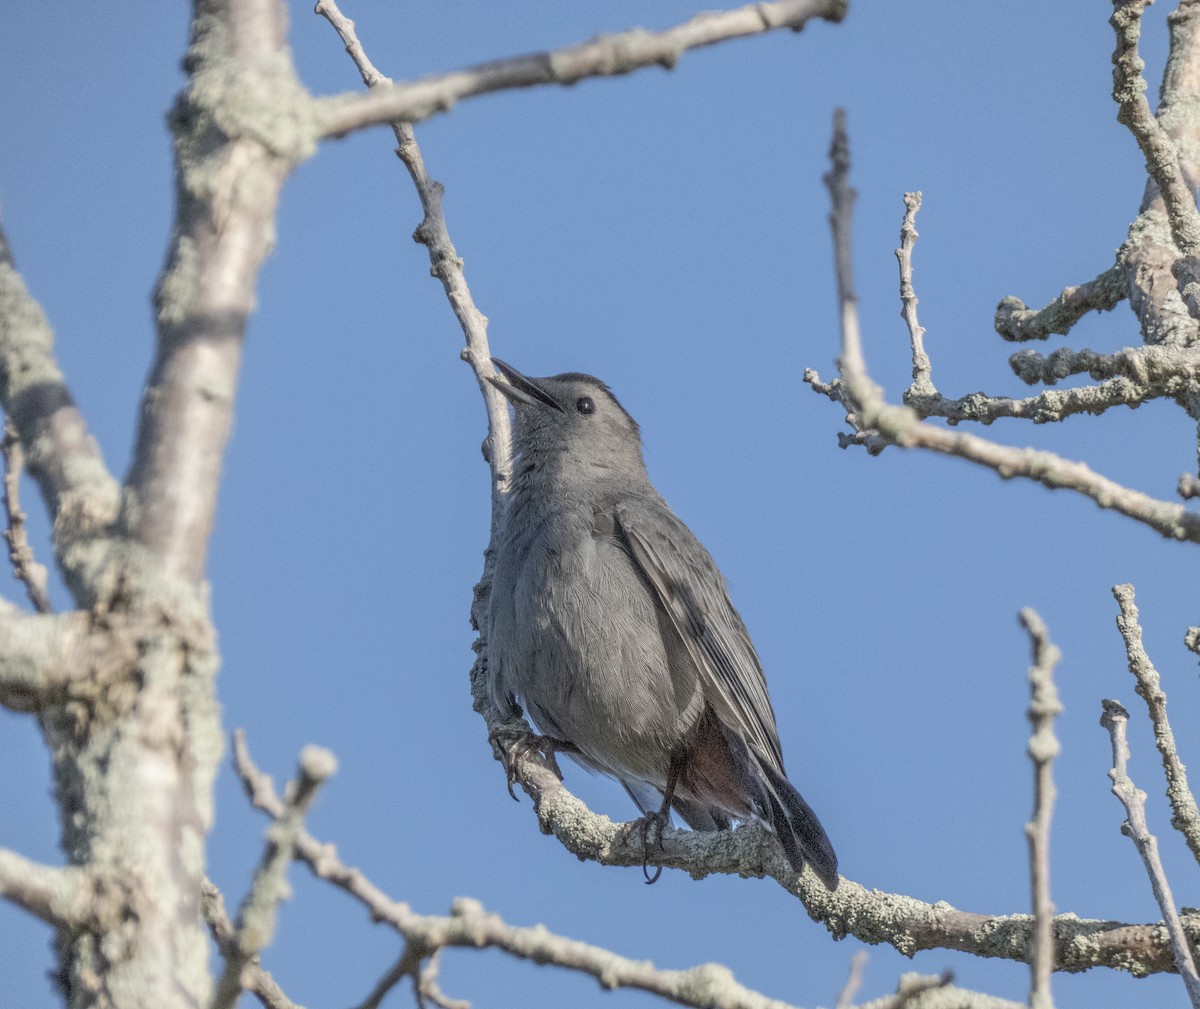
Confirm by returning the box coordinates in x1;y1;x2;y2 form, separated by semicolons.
834;951;868;1009
1;421;52;612
417;952;470;1009
1100;700;1200;1007
316;0;847;138
201;878;306;1009
815;113;1200;546
1020;609;1062;1009
1112;584;1200;863
213;742;338;1009
313;0;513;567
895;192;933;398
356;946;421;1009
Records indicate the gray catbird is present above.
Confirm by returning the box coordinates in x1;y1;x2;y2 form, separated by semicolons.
486;359;838;890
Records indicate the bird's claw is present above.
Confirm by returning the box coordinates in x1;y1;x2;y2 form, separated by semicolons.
488;727;574;800
635;809;670;884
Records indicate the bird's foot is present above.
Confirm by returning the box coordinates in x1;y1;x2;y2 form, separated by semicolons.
488;727;575;800
633;808;670;884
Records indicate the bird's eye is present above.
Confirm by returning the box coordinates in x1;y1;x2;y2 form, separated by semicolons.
575;396;595;415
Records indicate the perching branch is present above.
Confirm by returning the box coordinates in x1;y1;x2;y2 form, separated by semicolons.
233;732;815;1009
1100;700;1200;1006
213;742;337;1009
1112;583;1200;863
1021;609;1062;1009
316;0;847;139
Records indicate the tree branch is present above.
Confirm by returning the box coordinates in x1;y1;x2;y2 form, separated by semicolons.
234;731;817;1009
316;0;847;138
1100;700;1200;1005
1112;583;1200;863
811;112;1200;545
120;0;314;586
0;609;103;713
313;0;514;542
0;849;99;928
2;420;52;612
993;269;1127;343
0;222;119;581
1112;0;1200;324
201;878;306;1009
213;743;337;1009
1020;609;1062;1009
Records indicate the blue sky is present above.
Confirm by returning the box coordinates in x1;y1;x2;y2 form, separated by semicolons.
2;2;1197;1007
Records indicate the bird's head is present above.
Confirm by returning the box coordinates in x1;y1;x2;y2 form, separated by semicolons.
488;358;645;477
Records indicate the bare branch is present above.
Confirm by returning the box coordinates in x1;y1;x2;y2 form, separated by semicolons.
317;0;847;139
994;269;1127;343
314;0;514;548
121;0;314;586
213;744;337;1009
1112;583;1200;862
815;113;1200;546
0;222;119;572
857;974;1023;1009
1;421;51;612
896;192;933;397
201;878;306;1009
835;951;868;1009
1112;0;1200;324
0;849;99;928
355;947;421;1009
0;609;102;713
1100;700;1200;1005
416;952;469;1009
1020;609;1062;1009
1006;343;1198;386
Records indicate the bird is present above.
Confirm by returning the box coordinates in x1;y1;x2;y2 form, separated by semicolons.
485;358;838;889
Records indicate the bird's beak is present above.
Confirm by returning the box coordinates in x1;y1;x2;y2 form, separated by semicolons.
488;358;564;412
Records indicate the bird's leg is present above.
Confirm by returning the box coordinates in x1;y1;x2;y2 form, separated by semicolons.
488;726;577;799
638;760;682;884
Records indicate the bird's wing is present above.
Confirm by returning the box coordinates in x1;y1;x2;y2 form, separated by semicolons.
613;498;785;770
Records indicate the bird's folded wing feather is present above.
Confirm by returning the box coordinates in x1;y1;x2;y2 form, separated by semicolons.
613;499;785;769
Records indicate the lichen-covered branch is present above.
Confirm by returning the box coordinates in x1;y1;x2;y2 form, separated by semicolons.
0;849;100;928
213;743;336;1009
0;609;104;713
2;420;51;612
120;0;318;587
812;112;1200;545
1020;609;1062;1009
0;222;119;592
1112;583;1200;863
201;879;305;1009
1100;700;1200;1005
994;269;1127;343
316;0;847;138
1111;0;1200;323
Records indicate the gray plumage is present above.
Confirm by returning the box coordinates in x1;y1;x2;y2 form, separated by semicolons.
486;359;838;889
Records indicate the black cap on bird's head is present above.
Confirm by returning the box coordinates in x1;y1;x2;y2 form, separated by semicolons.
488;358;643;469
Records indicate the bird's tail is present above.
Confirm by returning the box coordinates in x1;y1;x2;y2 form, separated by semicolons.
756;756;839;890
